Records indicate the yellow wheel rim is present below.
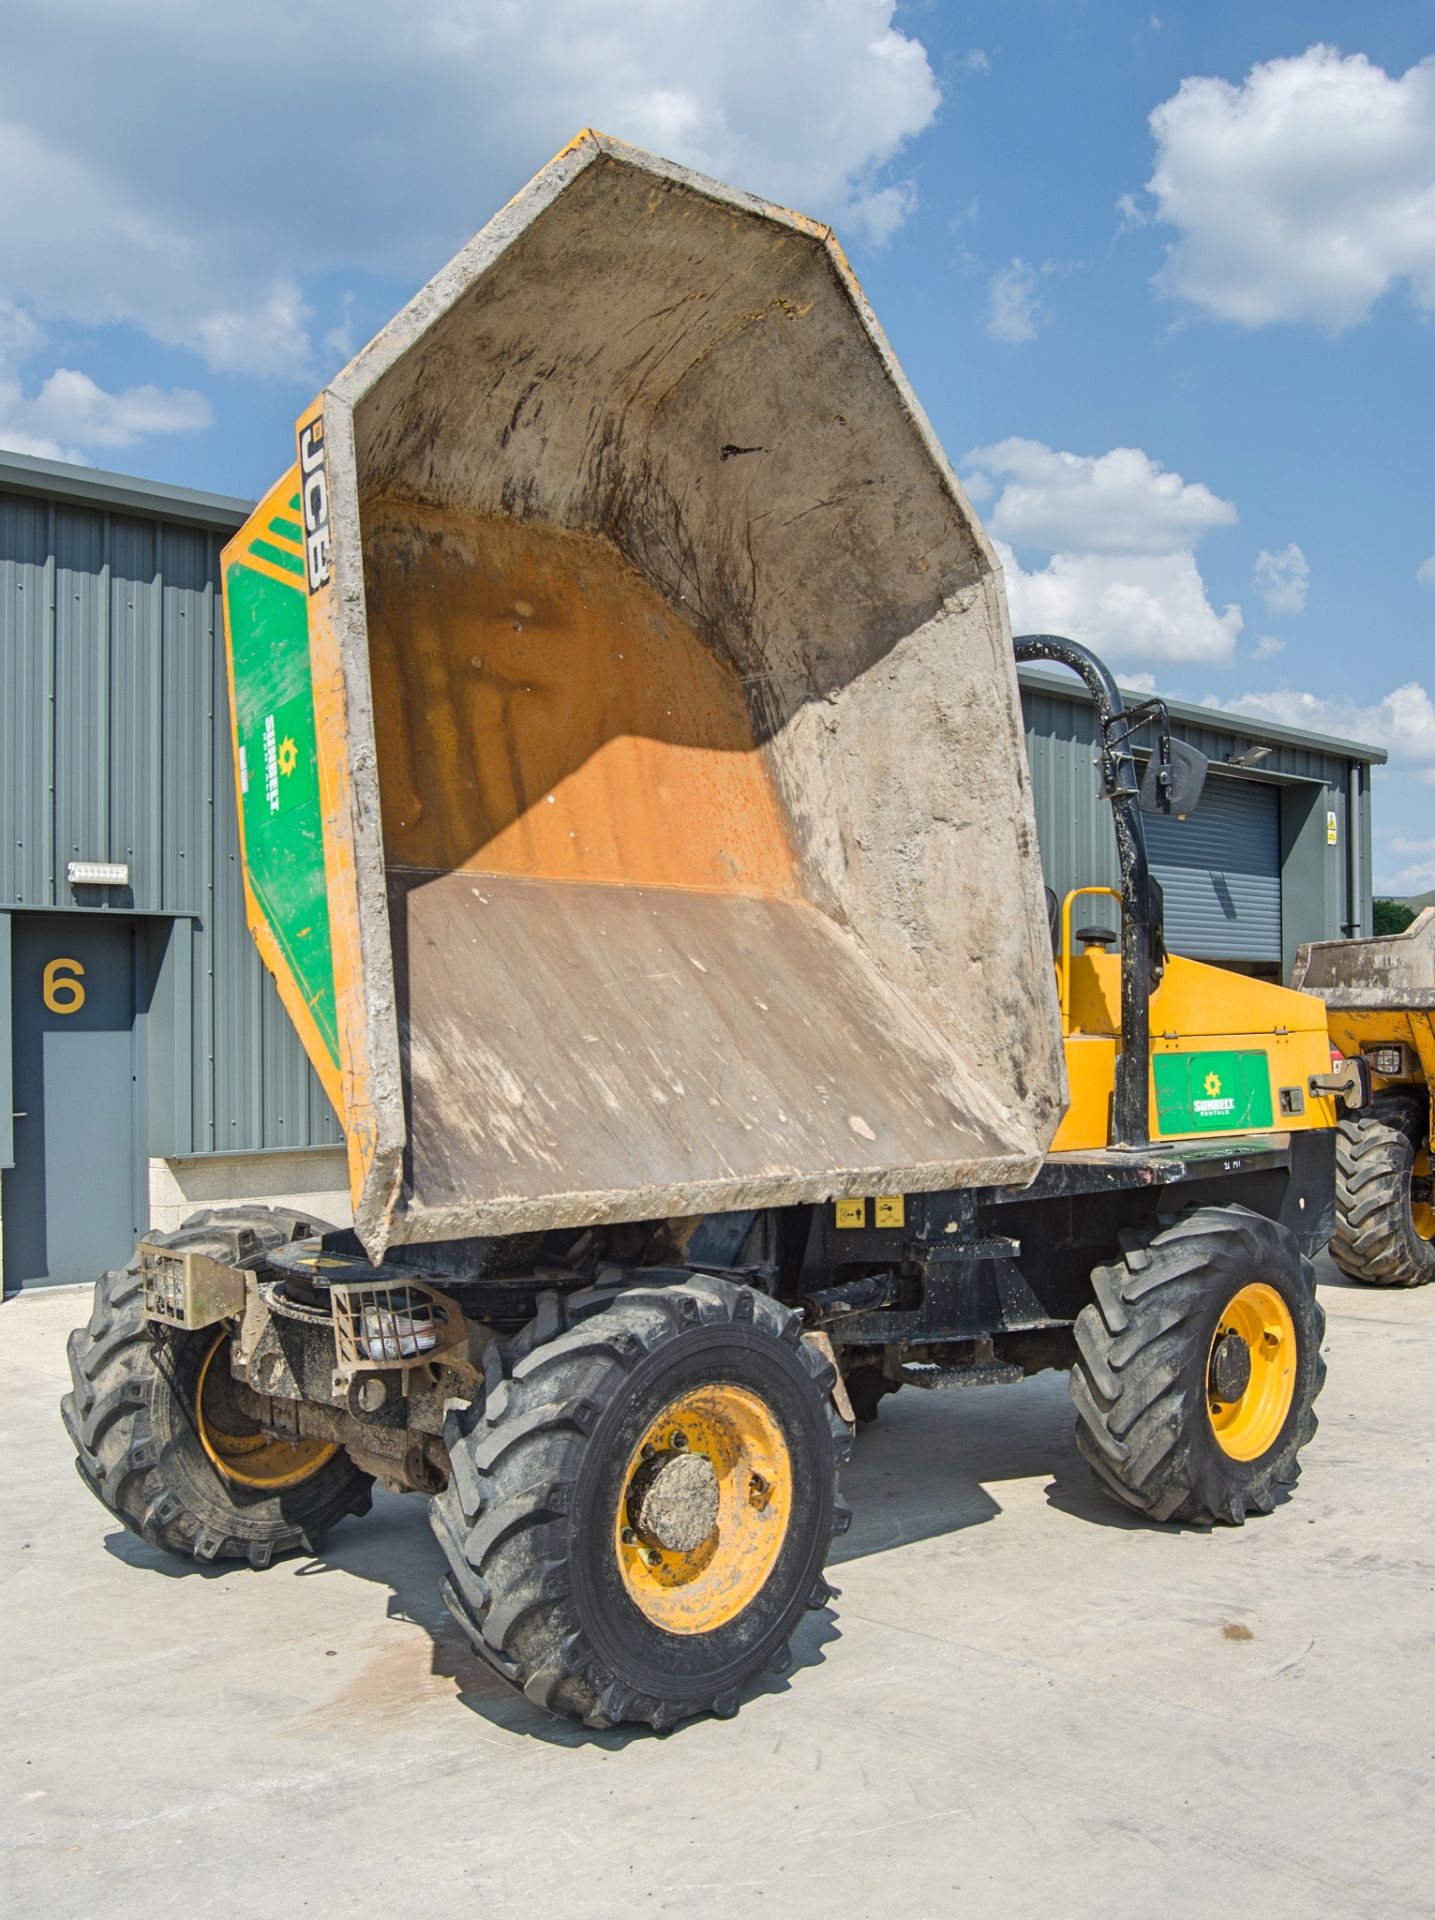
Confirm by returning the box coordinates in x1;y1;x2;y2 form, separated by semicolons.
196;1332;338;1491
615;1383;792;1635
1411;1141;1434;1241
1207;1283;1297;1462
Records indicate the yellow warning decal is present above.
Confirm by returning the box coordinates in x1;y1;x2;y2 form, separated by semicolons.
834;1200;866;1229
874;1195;906;1228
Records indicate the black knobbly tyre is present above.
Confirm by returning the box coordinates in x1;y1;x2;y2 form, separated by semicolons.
431;1272;851;1732
61;1208;373;1569
1331;1094;1435;1288
1069;1206;1325;1526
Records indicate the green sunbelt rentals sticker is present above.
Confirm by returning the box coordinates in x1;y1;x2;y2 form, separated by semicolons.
225;557;338;1067
1153;1050;1274;1134
240;691;318;825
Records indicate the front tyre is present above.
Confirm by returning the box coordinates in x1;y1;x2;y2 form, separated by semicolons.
1069;1207;1325;1525
1331;1095;1435;1287
431;1274;851;1731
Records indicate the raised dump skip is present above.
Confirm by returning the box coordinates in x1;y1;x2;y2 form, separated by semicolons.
222;132;1066;1258
1294;909;1435;1010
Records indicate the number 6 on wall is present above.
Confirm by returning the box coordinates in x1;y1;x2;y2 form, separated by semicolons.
43;957;86;1015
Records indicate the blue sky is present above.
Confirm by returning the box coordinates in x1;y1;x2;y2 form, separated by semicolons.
2;1;1432;886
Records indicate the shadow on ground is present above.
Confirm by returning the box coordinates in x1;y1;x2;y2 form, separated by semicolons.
100;1366;1172;1744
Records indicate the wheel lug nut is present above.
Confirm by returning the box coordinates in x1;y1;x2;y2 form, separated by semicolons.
671;1430;689;1450
644;1548;663;1567
621;1526;637;1545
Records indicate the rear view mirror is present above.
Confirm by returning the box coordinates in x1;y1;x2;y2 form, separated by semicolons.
1140;738;1208;818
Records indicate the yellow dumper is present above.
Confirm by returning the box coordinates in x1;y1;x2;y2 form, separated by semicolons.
1295;911;1435;1286
63;134;1366;1731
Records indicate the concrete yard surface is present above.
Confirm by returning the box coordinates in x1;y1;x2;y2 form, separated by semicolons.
3;1261;1433;1919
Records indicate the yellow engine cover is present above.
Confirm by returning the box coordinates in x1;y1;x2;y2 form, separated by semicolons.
1051;951;1339;1151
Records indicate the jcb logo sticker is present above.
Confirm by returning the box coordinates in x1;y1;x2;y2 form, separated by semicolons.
298;414;332;592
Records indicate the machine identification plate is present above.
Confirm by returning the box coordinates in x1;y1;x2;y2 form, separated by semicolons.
1153;1049;1275;1135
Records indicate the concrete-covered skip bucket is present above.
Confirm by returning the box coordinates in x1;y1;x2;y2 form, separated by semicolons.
1295;908;1435;1018
222;130;1066;1259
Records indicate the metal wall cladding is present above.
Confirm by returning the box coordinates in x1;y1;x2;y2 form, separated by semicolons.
0;484;341;1157
1018;672;1368;957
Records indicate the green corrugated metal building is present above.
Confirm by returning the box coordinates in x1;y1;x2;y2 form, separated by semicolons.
1019;666;1385;980
1;450;345;1294
0;448;1387;1291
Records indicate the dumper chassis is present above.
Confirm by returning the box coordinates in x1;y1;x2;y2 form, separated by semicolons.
63;637;1349;1731
64;1118;1334;1729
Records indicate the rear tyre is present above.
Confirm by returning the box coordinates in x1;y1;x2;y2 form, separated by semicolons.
1331;1095;1435;1287
61;1208;373;1568
432;1274;851;1731
1069;1207;1325;1525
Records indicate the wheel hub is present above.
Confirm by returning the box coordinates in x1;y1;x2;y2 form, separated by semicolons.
1412;1142;1435;1241
1205;1282;1297;1462
627;1449;720;1553
1208;1329;1253;1404
614;1383;793;1635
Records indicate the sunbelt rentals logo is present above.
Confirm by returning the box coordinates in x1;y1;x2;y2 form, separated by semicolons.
1194;1069;1235;1119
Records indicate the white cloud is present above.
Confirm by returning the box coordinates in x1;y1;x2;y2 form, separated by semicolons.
1418;556;1435;587
984;260;1080;344
1252;635;1286;660
1386;856;1435;892
999;542;1242;667
965;437;1242;668
1378;835;1435;892
4;369;209;453
321;295;358;376
848;179;920;247
1206;683;1435;761
1145;45;1435;328
1115;191;1149;233
966;438;1236;554
1253;542;1309;616
986;260;1046;342
0;0;940;380
0;299;209;462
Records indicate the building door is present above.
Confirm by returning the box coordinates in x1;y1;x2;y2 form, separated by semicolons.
1145;774;1282;965
3;916;145;1291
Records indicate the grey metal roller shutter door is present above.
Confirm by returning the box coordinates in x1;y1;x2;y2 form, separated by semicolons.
1145;774;1281;962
